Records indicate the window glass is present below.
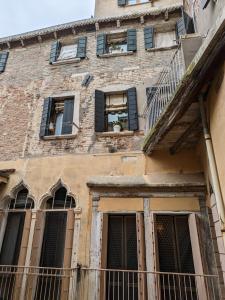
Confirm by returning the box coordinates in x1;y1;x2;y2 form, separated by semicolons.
155;31;176;48
58;44;78;60
55;112;63;135
107;32;127;54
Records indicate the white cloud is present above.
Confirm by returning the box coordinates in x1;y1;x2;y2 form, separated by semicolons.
0;0;95;38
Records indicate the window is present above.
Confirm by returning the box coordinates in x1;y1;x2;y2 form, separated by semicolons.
118;0;149;6
49;37;87;64
97;29;137;56
95;88;138;133
144;27;177;50
39;97;75;138
0;51;9;73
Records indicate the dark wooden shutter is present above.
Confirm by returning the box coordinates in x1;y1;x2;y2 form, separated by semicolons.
0;52;9;73
176;17;186;40
183;12;195;34
146;86;157;106
96;34;106;56
118;0;126;6
127;87;138;131
40;212;67;268
39;97;52;138
144;27;154;50
201;0;210;9
61;99;74;135
49;41;61;64
126;216;138;270
127;29;137;52
0;212;25;265
77;37;87;58
95;90;105;132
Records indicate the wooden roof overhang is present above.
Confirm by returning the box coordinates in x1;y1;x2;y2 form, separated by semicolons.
0;169;15;185
143;10;225;155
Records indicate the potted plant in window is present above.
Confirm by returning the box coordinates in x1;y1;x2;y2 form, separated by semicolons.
113;121;122;132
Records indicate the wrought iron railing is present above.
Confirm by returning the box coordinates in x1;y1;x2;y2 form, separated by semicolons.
142;44;185;132
0;265;222;300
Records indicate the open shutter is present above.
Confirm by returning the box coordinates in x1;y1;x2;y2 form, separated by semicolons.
144;27;154;50
127;87;138;131
49;41;61;64
0;52;9;73
176;17;186;40
201;0;210;9
127;29;137;52
118;0;126;6
95;90;105;132
39;97;52;138
183;12;195;34
61;99;74;135
96;34;106;56
77;37;87;58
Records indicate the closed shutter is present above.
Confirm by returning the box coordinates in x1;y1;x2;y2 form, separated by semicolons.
118;0;126;6
95;90;105;132
77;37;87;58
40;212;67;268
144;27;154;50
126;216;138;270
176;17;186;40
49;41;61;64
0;212;25;265
127;87;138;131
61;99;74;135
96;34;106;56
0;52;9;73
127;29;137;52
39;97;53;138
201;0;210;9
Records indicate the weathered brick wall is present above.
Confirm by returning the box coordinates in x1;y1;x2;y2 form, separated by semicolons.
0;15;179;161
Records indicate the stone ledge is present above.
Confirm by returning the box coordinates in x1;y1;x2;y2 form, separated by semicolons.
146;45;178;52
42;134;77;140
96;131;134;137
98;51;134;58
51;58;81;66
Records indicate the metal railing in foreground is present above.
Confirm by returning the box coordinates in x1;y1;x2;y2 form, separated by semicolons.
142;44;185;132
0;265;222;300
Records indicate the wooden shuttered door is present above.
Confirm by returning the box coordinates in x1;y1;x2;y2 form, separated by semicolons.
39;97;52;138
61;99;74;135
95;90;105;132
144;27;154;50
127;87;138;131
97;34;106;56
118;0;126;6
77;37;87;58
127;29;137;52
0;52;9;73
49;41;61;63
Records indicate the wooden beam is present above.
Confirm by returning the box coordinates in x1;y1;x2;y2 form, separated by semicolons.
170;117;201;154
0;176;8;184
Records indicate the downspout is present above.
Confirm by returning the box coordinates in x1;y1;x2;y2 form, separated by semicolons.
199;94;225;230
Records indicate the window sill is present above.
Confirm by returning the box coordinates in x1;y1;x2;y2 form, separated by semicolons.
146;45;178;52
98;51;134;58
96;131;134;137
125;1;151;7
42;134;77;140
52;58;81;65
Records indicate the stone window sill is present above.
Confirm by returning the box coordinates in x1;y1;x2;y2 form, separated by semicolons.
98;51;134;58
52;58;81;65
146;45;178;52
125;1;151;8
42;134;77;140
96;131;134;137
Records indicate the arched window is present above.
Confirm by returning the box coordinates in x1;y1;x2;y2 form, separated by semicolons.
9;188;34;209
45;186;76;209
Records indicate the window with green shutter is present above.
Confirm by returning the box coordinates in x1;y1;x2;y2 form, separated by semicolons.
0;51;9;73
176;11;195;40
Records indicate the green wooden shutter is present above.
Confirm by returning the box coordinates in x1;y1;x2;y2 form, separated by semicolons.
127;87;138;131
39;97;53;138
96;34;106;56
95;90;105;132
61;99;74;135
127;29;137;52
176;17;186;40
0;52;9;73
144;27;154;49
49;41;61;64
118;0;126;6
201;0;210;9
77;37;87;58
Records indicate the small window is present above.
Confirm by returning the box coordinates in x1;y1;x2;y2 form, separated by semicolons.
39;97;75;138
58;44;78;60
107;32;127;54
154;31;177;48
106;93;128;131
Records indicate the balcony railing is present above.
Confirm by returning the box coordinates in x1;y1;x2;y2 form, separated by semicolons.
142;44;185;132
0;265;222;300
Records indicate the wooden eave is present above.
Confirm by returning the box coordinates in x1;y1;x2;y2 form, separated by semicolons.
0;169;15;184
143;10;225;155
0;5;182;49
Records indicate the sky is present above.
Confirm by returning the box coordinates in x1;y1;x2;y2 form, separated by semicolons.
0;0;95;38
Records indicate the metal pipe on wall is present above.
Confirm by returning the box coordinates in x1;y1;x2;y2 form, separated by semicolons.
199;94;225;229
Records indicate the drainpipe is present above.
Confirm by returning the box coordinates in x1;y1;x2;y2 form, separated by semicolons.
199;94;225;230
